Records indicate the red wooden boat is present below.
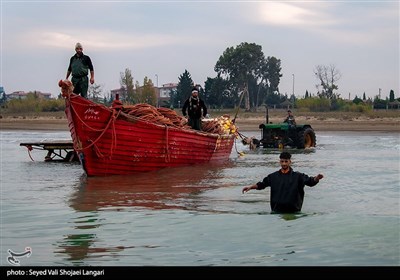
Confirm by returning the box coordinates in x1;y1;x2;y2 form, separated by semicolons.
59;80;237;176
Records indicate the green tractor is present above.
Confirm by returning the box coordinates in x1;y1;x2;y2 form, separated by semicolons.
257;122;316;149
242;107;316;149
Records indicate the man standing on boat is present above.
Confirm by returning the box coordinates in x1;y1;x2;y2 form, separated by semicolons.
182;87;208;130
66;42;95;98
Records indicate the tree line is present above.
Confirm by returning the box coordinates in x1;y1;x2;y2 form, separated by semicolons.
116;41;397;112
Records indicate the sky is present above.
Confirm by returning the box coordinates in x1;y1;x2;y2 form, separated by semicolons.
1;0;399;100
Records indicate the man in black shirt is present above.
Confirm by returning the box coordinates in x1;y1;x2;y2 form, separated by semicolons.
66;42;95;98
283;109;296;125
182;87;208;130
283;110;296;146
242;152;324;213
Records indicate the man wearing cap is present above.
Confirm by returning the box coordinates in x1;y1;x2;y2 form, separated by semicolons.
182;87;208;130
66;42;95;98
242;152;324;213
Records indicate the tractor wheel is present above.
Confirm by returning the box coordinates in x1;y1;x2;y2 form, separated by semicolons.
297;128;316;149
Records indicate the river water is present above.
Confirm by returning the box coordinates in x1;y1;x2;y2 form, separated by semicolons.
1;130;399;266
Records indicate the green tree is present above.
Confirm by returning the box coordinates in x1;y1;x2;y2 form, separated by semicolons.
259;56;282;107
138;77;156;105
296;97;331;112
373;96;387;109
389;89;395;102
103;95;109;106
174;70;194;108
265;90;285;106
353;95;363;105
265;57;282;93
204;74;233;109
120;68;135;103
0;92;6;105
215;42;266;111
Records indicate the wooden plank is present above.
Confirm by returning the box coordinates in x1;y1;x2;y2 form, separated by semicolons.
20;140;74;150
20;140;77;162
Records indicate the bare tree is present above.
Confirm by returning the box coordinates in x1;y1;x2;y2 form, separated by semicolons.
88;83;103;103
314;64;341;99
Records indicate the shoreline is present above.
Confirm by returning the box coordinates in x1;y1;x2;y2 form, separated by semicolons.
235;117;400;132
0;116;399;132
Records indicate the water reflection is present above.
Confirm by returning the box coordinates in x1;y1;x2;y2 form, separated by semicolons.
69;163;231;212
55;163;231;264
55;231;134;265
254;147;317;155
56;233;97;263
54;211;131;265
278;213;310;221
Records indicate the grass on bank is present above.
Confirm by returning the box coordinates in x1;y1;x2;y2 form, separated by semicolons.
1;107;399;121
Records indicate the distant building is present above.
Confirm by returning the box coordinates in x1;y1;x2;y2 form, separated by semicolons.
110;87;127;101
110;83;178;106
388;100;400;109
158;83;177;106
7;91;27;99
7;91;52;100
280;99;294;110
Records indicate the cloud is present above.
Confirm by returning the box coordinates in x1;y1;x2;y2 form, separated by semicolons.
7;29;199;51
244;1;398;47
252;2;336;28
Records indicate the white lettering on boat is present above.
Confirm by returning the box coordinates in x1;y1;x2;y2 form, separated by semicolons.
84;108;100;120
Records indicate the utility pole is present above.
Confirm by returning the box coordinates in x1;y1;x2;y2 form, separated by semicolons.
292;74;295;96
155;74;159;107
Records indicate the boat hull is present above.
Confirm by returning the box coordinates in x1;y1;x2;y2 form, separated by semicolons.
64;94;235;176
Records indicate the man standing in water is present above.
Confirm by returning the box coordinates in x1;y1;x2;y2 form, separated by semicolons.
242;152;324;213
66;42;95;98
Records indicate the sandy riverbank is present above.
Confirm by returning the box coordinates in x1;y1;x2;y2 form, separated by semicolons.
235;116;400;132
0;114;399;132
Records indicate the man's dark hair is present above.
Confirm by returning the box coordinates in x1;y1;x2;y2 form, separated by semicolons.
280;152;291;160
